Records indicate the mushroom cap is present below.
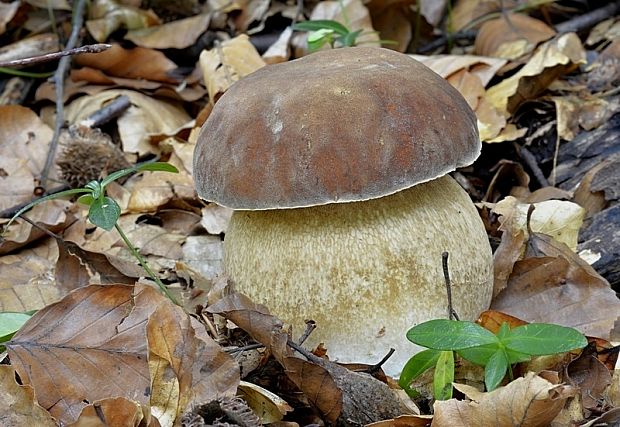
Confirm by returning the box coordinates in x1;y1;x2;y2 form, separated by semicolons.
194;47;480;210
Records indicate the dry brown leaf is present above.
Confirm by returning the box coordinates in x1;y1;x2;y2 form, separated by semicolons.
566;345;613;412
237;380;292;423
0;238;60;312
492;247;620;340
432;372;577;427
368;414;433;427
125;13;211;49
262;26;293;64
199;34;266;104
6;284;166;425
366;0;416;53
0;33;58;63
0;1;20;36
485;33;586;116
0;105;56;209
200;204;233;234
75;43;179;83
553;95;620;140
450;0;513;32
475;13;556;59
0;364;57;426
64;90;191;155
181;235;225;280
127;169;196;213
69;397;160;427
86;0;160;42
477;310;528;334
409;55;506;86
147;302;239;426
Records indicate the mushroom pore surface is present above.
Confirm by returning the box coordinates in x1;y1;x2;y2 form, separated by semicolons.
224;175;493;375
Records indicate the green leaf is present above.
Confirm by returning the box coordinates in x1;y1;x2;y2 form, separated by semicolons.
307;29;334;51
497;322;511;339
505;348;532;364
457;343;499;366
100;162;178;188
484;349;508;391
88;196;121;230
3;188;91;233
433;350;454;400
136;162;179;174
0;312;32;344
77;194;95;206
399;348;441;389
407;319;499;350
292;20;350;36
339;29;363;47
503;323;587;356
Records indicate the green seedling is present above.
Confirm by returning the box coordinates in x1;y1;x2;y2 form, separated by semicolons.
3;162;180;305
400;319;588;399
292;19;395;51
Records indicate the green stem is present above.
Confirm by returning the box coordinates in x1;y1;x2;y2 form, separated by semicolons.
114;223;180;306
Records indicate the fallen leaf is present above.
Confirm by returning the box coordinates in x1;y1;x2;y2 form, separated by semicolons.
0;238;60;312
6;284;164;424
127;168;196;213
485;32;586;116
0;364;57;426
475;13;555;60
181;235;225;280
199;34;266;104
86;0;160;42
0;1;20;36
69;397;160;427
64;90;191;156
237;380;293;423
75;43;179;84
566;344;613;411
125;13;211;49
200;204;233;234
368;414;433;427
432;372;577;427
147;301;239;426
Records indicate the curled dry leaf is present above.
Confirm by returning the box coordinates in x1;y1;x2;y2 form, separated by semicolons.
75;43;179;84
238;380;293;423
485;32;586;116
86;0;160;42
199;34;266;104
127;169;196;213
64;89;191;156
366;0;416;53
432;372;577;427
148;301;239;427
0;365;57;426
125;13;211;49
493;196;585;251
475;13;556;60
0;33;58;64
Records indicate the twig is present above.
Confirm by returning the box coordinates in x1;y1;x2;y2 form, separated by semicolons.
513;142;550;188
0;43;111;68
366;348;395;375
297;320;316;345
224;343;264;354
555;1;620;34
79;95;131;128
442;252;459;321
39;0;88;191
287;338;324;363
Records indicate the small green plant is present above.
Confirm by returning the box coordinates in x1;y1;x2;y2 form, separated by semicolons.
3;162;180;305
400;319;588;399
292;19;396;51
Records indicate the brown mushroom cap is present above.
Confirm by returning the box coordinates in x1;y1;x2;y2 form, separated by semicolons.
193;47;480;210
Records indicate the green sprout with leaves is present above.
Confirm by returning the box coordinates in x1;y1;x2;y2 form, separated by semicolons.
400;319;588;399
3;162;180;305
292;19;396;51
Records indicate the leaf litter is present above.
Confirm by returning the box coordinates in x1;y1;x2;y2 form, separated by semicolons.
0;0;619;425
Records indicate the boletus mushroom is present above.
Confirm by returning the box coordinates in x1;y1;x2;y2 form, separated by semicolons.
194;47;493;375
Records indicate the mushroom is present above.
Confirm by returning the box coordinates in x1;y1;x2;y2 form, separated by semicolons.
193;47;493;375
